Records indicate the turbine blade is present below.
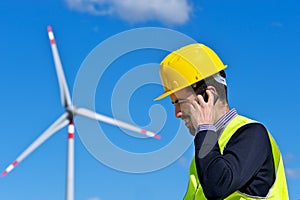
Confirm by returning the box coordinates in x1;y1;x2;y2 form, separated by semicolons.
47;25;72;108
75;107;161;139
1;113;69;176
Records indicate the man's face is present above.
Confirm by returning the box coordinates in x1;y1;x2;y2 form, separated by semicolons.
170;87;198;135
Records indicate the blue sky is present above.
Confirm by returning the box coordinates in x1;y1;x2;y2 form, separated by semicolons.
0;0;300;199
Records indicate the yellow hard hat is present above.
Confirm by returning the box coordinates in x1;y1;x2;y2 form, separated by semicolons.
154;43;227;100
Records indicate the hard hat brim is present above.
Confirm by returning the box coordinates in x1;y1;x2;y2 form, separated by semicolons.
154;90;174;101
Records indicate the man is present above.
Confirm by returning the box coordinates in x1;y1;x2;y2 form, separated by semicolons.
155;43;289;199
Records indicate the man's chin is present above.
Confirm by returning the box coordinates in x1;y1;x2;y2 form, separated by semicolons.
184;123;196;136
188;127;197;136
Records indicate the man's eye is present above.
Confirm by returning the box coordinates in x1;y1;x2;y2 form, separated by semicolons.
172;99;179;104
172;99;189;105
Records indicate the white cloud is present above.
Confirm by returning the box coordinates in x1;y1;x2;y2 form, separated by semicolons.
286;168;300;179
65;0;192;25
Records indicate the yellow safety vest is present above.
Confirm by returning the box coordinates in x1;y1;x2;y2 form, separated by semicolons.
183;115;289;200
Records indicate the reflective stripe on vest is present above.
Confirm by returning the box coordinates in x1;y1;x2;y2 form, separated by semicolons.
183;115;289;200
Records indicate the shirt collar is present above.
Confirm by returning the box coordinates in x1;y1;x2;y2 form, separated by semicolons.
214;108;238;132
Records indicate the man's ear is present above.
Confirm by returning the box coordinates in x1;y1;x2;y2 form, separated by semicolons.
206;86;219;105
206;86;217;95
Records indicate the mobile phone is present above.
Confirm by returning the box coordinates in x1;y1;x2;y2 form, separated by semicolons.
202;91;208;102
200;91;218;104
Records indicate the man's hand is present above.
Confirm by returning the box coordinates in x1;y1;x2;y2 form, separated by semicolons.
196;90;216;125
179;90;216;134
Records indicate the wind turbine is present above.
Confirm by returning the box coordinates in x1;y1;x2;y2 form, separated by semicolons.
1;26;160;200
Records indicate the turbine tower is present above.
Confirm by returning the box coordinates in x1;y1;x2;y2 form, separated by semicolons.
1;26;160;200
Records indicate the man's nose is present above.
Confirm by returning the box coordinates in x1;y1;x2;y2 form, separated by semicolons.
175;104;182;118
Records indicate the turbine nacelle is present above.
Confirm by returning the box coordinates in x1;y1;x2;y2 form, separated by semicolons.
66;106;76;121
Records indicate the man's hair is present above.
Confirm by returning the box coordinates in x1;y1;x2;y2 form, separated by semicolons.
191;70;228;102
